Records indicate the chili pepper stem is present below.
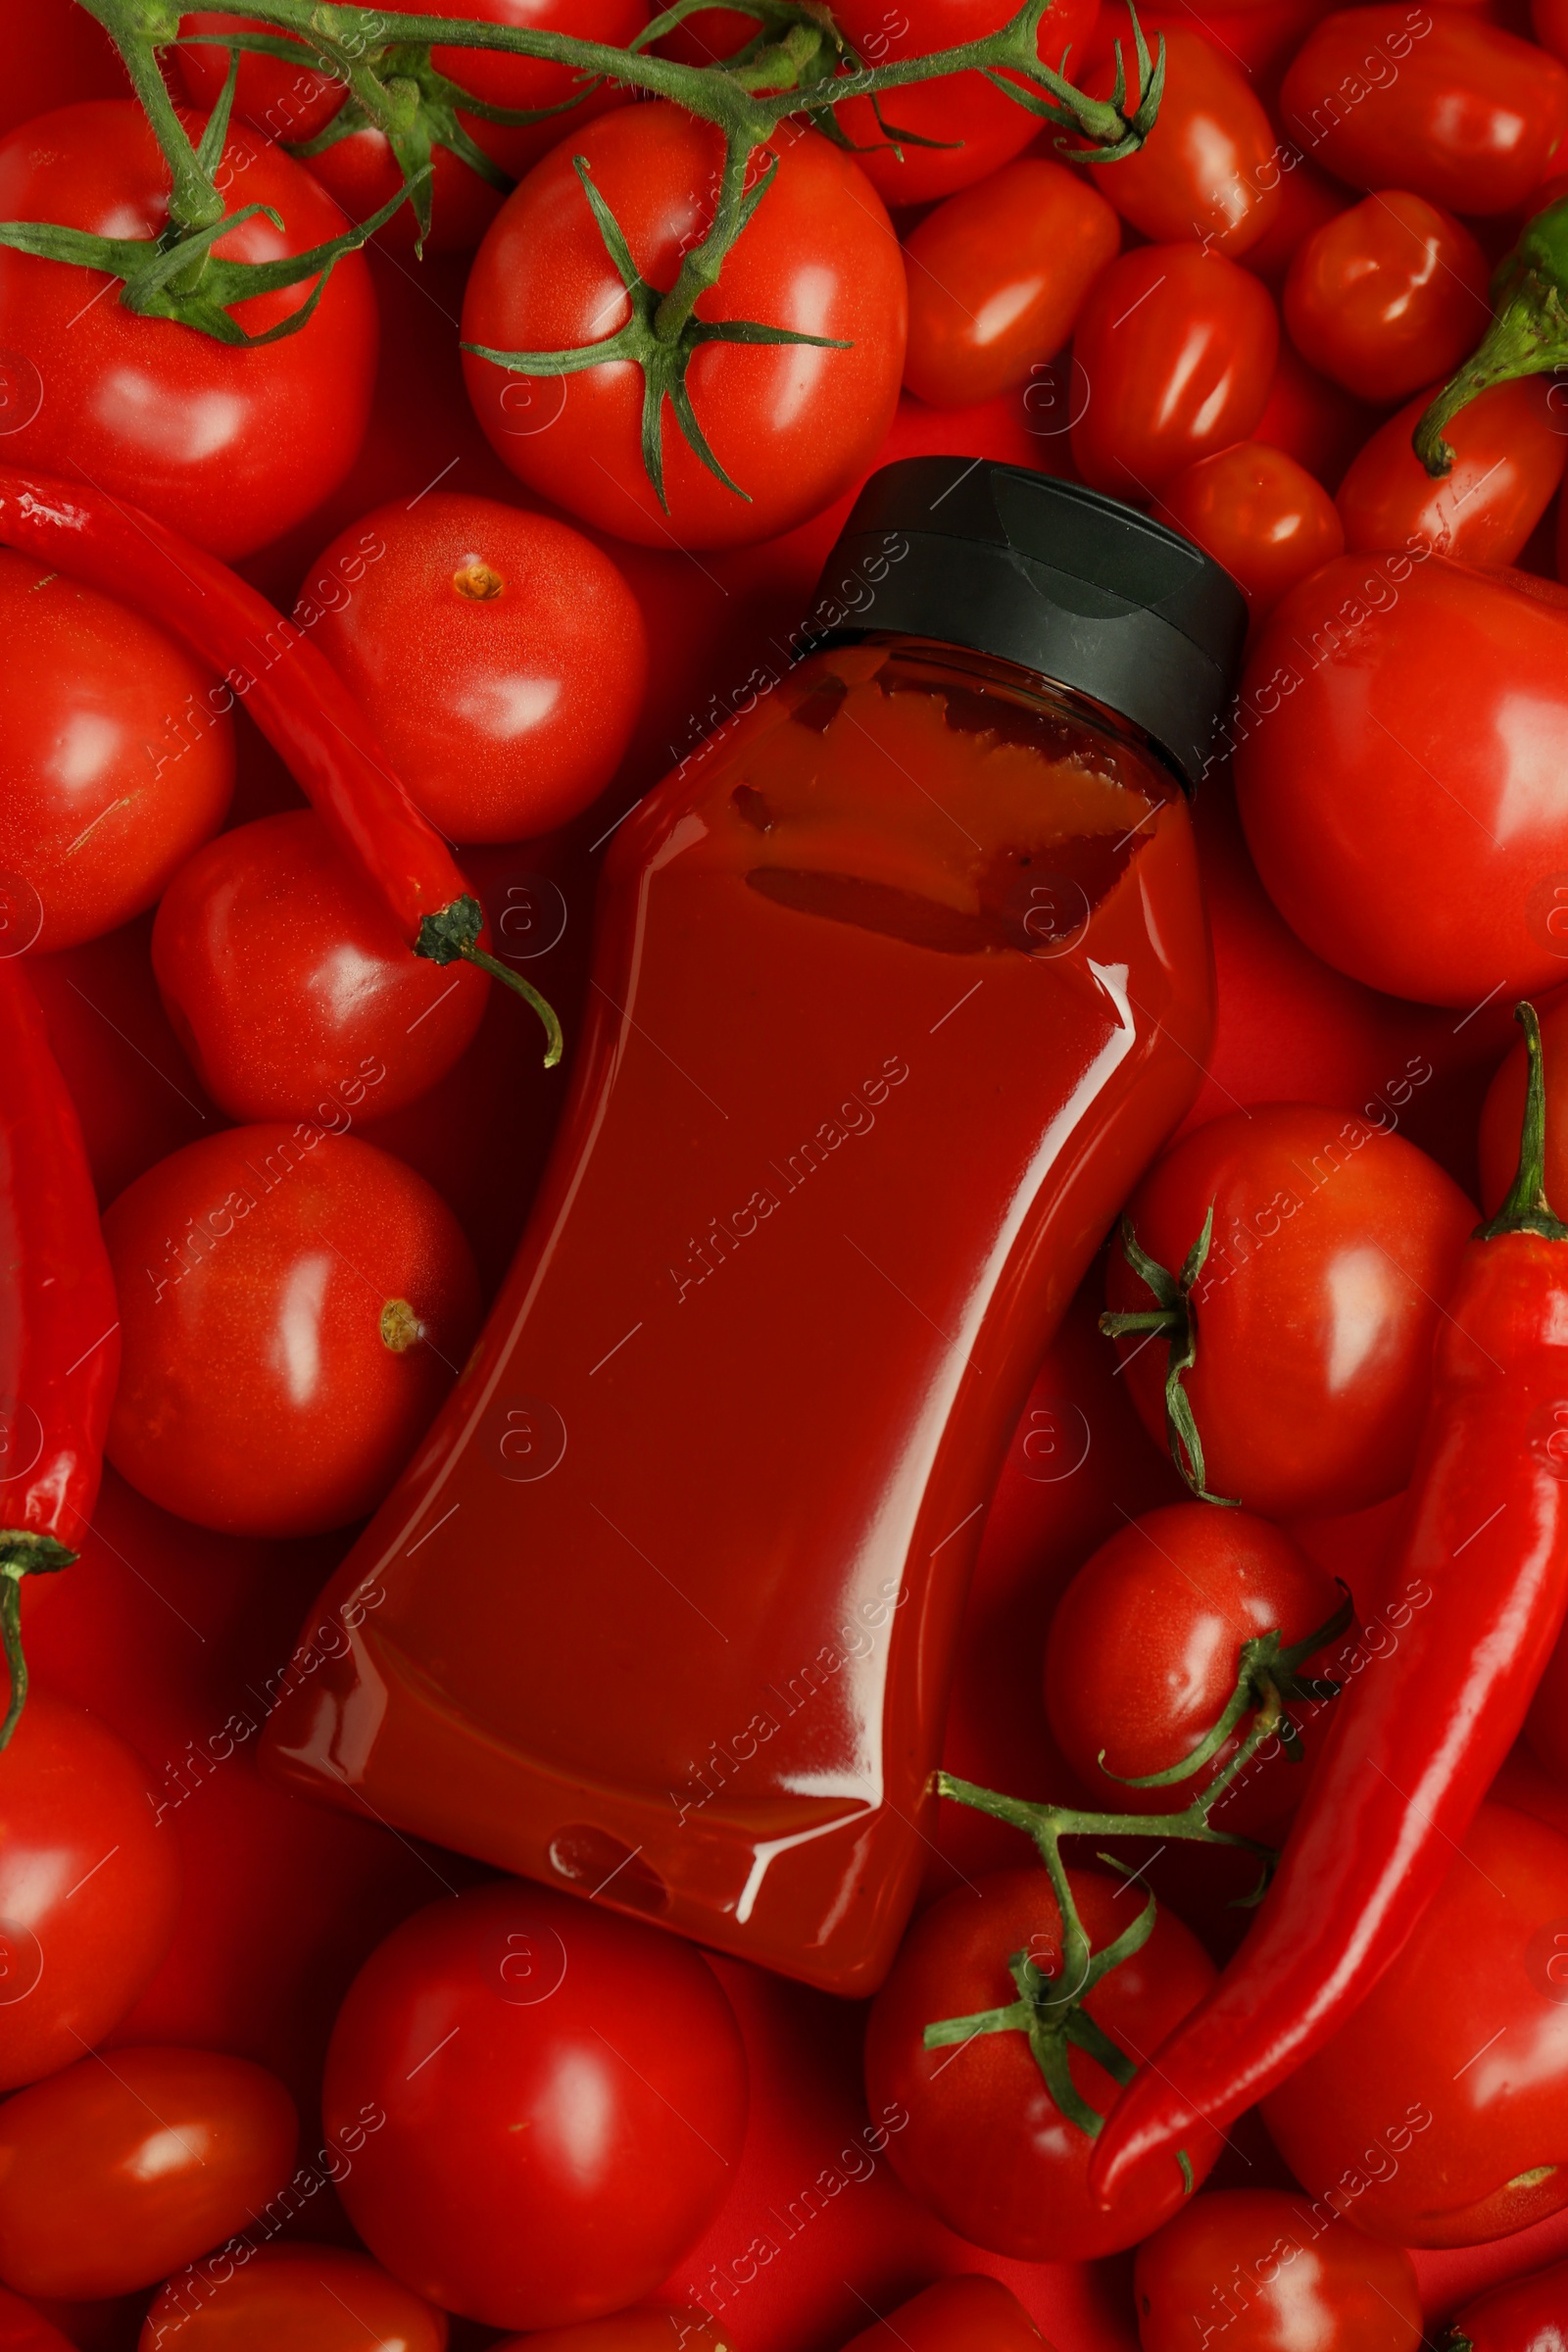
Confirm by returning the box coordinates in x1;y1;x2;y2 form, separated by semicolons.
0;1534;77;1753
1477;1003;1568;1241
1413;199;1568;477
416;891;564;1068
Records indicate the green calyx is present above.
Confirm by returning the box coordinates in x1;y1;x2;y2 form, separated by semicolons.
1414;197;1568;477
416;892;564;1070
1099;1203;1237;1506
0;1532;76;1754
1477;1001;1568;1243
1100;1588;1351;1788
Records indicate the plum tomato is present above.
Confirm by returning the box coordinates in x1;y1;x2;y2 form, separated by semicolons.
1155;441;1344;618
1251;339;1384;494
0;552;233;956
1336;378;1566;566
0;2046;296;2299
1241;159;1350;290
102;1125;482;1539
301;496;649;842
138;2243;450;2350
901;159;1120;409
0;1694;181;2091
321;1880;748;2329
863;1866;1221;2262
1284;189;1490;405
152;811;489;1122
0;103;377;560
1439;2257;1568;2351
840;2279;1048;2352
1279;6;1568;216
462;107;906;550
1044;1504;1348;1840
1541;0;1568;64
494;2315;737;2352
1075;28;1283;256
1232;556;1568;1007
1134;2189;1423;2350
1069;246;1279;500
0;2289;75;2352
1262;1803;1568;2245
1102;1102;1476;1518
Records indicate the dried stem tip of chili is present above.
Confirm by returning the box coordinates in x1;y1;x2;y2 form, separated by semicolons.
1414;198;1568;478
417;891;564;1069
0;1535;76;1753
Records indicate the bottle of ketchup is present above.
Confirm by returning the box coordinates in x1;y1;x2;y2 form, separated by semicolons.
262;459;1246;1993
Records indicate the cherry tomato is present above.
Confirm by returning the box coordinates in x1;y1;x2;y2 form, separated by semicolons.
1251;338;1384;493
495;2314;736;2352
463;108;906;550
1241;157;1350;289
321;1880;749;2329
863;1866;1220;2261
1076;27;1283;256
1337;378;1565;567
0;551;233;956
1134;2189;1423;2350
827;0;1101;207
1155;440;1344;617
0;103;377;560
0;2046;296;2299
1440;2256;1568;2351
4;0;126;139
1103;1103;1475;1517
1233;555;1568;1006
1279;6;1568;217
0;2288;76;2352
901;159;1120;409
1070;245;1279;499
1263;1802;1568;2245
0;1694;180;2090
302;495;649;842
840;2279;1048;2352
138;2243;449;2350
1284;189;1490;404
175;13;344;143
651;4;760;66
151;812;489;1123
1044;1504;1347;1838
102;1125;482;1539
1539;0;1568;66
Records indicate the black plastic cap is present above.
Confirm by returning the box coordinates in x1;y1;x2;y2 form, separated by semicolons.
806;457;1249;791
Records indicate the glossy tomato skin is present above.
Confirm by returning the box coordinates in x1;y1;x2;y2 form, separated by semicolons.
1242;158;1350;290
863;1866;1220;2261
1070;246;1278;498
0;104;376;560
1044;1505;1346;1838
1134;2189;1423;2350
1263;1803;1568;2245
138;2243;449;2350
175;12;344;141
1441;2257;1568;2351
1336;379;1565;566
102;1125;482;1538
1077;27;1282;255
463;108;906;550
902;159;1120;408
1251;338;1383;493
1284;189;1489;404
1104;1104;1475;1517
152;812;489;1122
302;495;649;841
1155;441;1344;618
1233;556;1568;1006
321;1880;749;2328
1280;6;1568;215
0;551;234;955
0;1696;181;2091
0;2047;297;2299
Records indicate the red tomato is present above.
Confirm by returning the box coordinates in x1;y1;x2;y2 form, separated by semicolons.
0;551;233;956
1279;6;1568;216
302;495;649;842
1251;338;1383;492
901;159;1120;408
0;2287;76;2352
102;1125;482;1538
1539;0;1568;65
138;2243;449;2350
1241;157;1349;289
494;2314;735;2352
0;2046;296;2299
1134;2190;1423;2349
1076;27;1283;255
1155;440;1344;617
151;812;489;1123
1103;1103;1475;1517
1044;1504;1347;1838
1284;189;1490;404
175;13;344;142
1441;2257;1568;2351
1070;246;1279;499
1262;1803;1568;2245
827;0;1100;207
320;1881;749;2328
0;1694;180;2090
462;108;906;550
1337;378;1565;566
840;2279;1048;2352
651;4;760;65
3;0;126;138
863;1866;1220;2261
0;103;377;560
1232;555;1568;1005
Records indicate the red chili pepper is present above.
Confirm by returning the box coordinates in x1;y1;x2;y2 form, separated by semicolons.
1090;1000;1568;2206
0;470;561;1064
0;961;120;1747
1440;2253;1568;2349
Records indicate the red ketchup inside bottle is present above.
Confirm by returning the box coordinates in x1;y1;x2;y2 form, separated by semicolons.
263;460;1246;1993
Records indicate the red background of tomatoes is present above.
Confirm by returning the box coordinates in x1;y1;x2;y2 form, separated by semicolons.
15;0;1568;2342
